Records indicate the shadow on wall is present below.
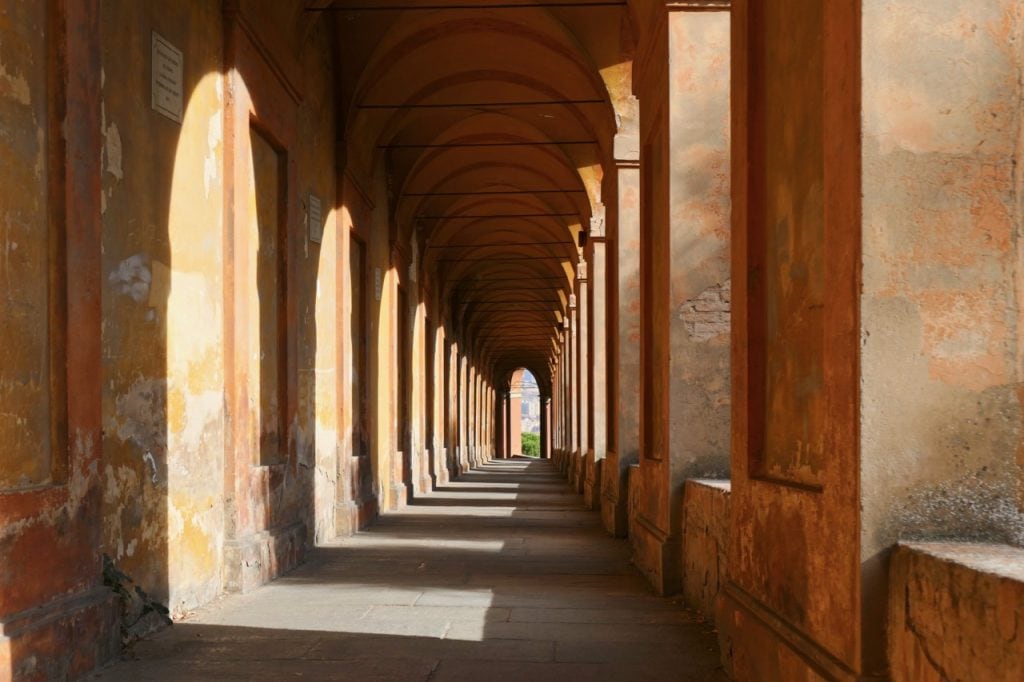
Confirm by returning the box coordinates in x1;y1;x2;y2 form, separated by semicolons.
98;0;336;652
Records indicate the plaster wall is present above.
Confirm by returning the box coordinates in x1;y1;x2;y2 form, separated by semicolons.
860;0;1024;621
99;0;226;617
99;0;340;613
0;0;56;490
631;7;730;596
666;11;731;485
0;1;112;677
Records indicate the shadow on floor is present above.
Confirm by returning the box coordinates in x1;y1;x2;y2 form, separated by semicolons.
92;458;725;681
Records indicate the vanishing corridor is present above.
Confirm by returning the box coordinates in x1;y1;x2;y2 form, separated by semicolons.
94;459;723;681
5;1;1024;679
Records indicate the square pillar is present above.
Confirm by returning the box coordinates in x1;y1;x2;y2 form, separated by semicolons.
586;219;608;510
603;133;641;537
575;259;589;495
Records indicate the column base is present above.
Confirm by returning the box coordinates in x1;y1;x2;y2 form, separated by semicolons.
600;451;629;537
1;587;118;680
435;447;451;486
629;511;681;596
389;481;409;510
335;494;378;537
716;583;867;681
420;448;435;496
223;521;308;594
582;450;601;510
573;450;586;494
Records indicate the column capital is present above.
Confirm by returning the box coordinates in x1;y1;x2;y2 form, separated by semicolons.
576;258;589;282
589;205;606;238
614;133;640;166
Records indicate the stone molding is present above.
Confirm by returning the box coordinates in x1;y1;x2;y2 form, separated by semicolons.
667;0;731;10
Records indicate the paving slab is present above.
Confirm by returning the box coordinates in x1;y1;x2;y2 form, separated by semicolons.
92;457;725;681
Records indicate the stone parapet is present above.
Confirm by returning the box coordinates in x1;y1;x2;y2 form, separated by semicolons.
888;542;1024;682
682;479;731;619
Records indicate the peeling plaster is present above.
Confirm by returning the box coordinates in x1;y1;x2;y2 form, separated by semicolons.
0;58;31;106
109;376;167;466
679;280;731;342
203;111;222;198
109;254;152;303
105;122;123;180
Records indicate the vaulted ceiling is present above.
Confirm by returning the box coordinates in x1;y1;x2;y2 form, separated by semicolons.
328;1;636;391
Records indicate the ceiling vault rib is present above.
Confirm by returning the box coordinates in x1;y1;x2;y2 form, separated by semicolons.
358;99;606;109
428;240;572;249
403;189;585;197
310;2;627;11
437;255;568;261
379;140;596;149
463;275;568;281
417;213;578;219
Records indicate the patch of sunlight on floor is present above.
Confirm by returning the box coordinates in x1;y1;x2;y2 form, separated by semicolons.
184;582;497;642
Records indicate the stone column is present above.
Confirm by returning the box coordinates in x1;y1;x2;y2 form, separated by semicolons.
495;390;506;459
553;360;562;465
457;352;468;476
467;364;477;468
444;339;457;483
509;382;522;456
575;260;589;495
568;301;579;482
603;134;641;537
632;1;731;595
541;396;551;459
561;317;573;473
586;215;608;510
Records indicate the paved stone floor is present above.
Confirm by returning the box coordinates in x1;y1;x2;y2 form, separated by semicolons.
94;458;725;681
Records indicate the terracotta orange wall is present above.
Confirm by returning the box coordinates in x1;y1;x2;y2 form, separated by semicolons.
0;0;56;490
0;1;111;677
720;0;864;677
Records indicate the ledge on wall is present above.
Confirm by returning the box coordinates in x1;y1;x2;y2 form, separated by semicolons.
682;479;731;619
889;541;1024;681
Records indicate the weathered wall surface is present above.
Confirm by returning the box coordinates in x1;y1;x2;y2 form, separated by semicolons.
0;0;56;489
888;543;1024;681
630;6;730;597
861;0;1024;556
720;1;865;677
99;0;340;616
100;0;226;618
667;11;731;486
861;1;1024;667
1;1;113;677
296;15;340;547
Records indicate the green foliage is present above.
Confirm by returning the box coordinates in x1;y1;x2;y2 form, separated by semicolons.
521;432;540;457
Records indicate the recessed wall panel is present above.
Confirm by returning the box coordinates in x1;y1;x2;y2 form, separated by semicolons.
750;0;826;488
0;0;65;490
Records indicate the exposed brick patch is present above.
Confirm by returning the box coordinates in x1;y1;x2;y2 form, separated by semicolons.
679;280;731;341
